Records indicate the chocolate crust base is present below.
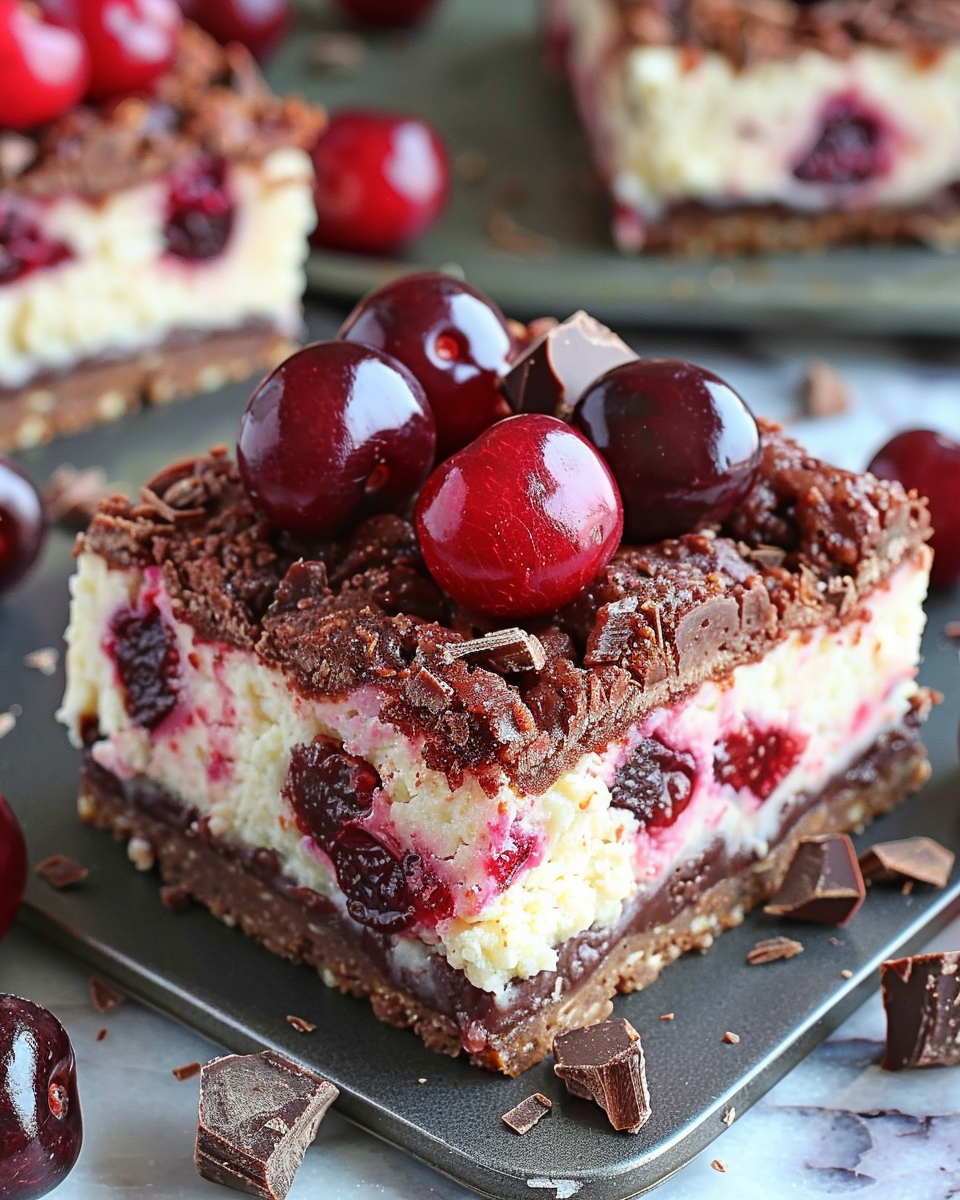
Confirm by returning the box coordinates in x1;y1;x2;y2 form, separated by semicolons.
0;323;294;452
78;722;930;1076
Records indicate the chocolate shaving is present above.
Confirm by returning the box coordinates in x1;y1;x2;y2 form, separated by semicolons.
764;834;866;926
800;359;850;418
722;1031;740;1044
173;1061;202;1081
90;977;125;1013
285;1015;317;1034
711;1159;727;1173
501;1093;552;1134
43;465;125;530
195;1050;339;1200
746;935;804;964
553;1018;651;1134
860;837;955;889
35;854;89;888
442;629;547;673
881;952;960;1070
96;1027;108;1042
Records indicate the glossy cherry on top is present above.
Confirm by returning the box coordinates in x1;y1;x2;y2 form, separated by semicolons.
0;994;82;1200
0;457;47;597
573;359;761;545
415;413;623;618
237;340;436;539
332;0;440;26
79;0;182;101
868;428;960;587
339;272;514;460
0;794;27;944
311;110;449;256
179;0;287;58
0;1;90;130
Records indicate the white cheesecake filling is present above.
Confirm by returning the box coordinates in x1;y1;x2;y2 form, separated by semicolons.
554;0;960;243
61;549;929;994
0;147;314;389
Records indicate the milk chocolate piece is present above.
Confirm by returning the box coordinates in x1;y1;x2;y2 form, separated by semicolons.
859;837;954;890
442;628;547;673
881;952;960;1070
501;1093;552;1134
553;1018;650;1134
764;834;865;926
195;1049;339;1199
501;310;636;419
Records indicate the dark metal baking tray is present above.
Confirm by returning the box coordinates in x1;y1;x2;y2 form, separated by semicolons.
276;0;960;334
2;368;959;1200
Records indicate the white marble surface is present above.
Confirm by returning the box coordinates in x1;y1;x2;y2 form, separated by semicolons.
2;324;960;1200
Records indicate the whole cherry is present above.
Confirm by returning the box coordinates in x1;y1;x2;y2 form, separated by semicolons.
0;995;82;1200
0;0;89;130
573;359;761;544
868;429;960;587
332;0;441;26
415;413;623;618
339;272;514;460
0;794;27;944
79;0;182;101
0;457;47;597
180;0;287;60
237;340;436;539
311;111;449;257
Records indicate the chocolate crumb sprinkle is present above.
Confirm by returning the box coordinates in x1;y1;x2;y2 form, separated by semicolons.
96;1027;107;1042
501;1093;552;1135
36;854;89;889
90;977;126;1013
711;1158;727;1173
746;936;804;964
722;1107;736;1127
285;1015;317;1034
173;1061;202;1081
722;1031;740;1045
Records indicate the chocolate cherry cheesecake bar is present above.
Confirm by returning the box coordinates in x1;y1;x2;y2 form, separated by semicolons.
59;278;933;1075
1;9;322;450
550;0;960;254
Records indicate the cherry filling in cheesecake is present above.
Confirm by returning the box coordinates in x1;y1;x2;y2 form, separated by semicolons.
163;156;236;262
0;202;72;286
792;93;892;186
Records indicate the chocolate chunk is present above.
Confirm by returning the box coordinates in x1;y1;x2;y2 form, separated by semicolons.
89;977;125;1013
36;854;89;888
553;1018;651;1134
196;1049;339;1200
881;952;960;1070
763;834;865;926
501;310;636;419
859;837;954;890
442;628;547;673
501;1093;552;1134
173;1061;202;1081
746;936;804;964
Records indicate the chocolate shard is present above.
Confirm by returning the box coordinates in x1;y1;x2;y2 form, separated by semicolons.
195;1049;339;1200
859;837;955;890
442;628;547;673
35;854;89;889
501;310;637;419
746;936;804;965
881;952;960;1070
501;1093;552;1134
553;1018;651;1134
763;833;865;926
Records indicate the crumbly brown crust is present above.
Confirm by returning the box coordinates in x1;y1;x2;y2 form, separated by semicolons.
617;0;960;67
79;422;930;798
1;23;324;201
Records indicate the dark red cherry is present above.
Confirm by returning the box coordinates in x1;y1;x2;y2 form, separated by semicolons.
180;0;287;58
610;737;697;833
868;429;960;587
109;599;181;728
0;1;89;129
163;156;235;261
311;111;449;257
573;359;760;544
283;739;379;852
415;414;623;618
0;994;82;1200
0;794;27;944
237;340;436;539
79;0;182;101
713;722;807;801
332;0;440;26
0;202;71;286
793;93;890;186
0;457;47;597
339;272;513;460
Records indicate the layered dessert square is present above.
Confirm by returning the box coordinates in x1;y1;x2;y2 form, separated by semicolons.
1;23;322;450
550;0;960;254
59;416;933;1074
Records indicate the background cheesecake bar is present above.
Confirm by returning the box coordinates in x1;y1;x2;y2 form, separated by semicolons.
550;0;960;254
0;25;322;451
59;422;932;1075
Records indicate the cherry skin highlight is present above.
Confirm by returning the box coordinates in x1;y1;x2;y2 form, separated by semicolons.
0;794;27;944
868;429;960;586
311;111;449;256
0;994;82;1200
415;413;623;618
573;359;760;544
0;457;47;597
79;0;182;101
0;1;89;130
339;272;513;460
237;340;436;539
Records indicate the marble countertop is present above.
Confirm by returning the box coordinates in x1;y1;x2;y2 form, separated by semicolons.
2;319;960;1200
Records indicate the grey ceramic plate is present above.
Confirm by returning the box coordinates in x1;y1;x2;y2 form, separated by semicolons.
3;368;960;1200
277;0;960;333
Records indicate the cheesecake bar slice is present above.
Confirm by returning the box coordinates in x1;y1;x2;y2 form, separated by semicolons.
0;24;322;450
59;421;932;1075
550;0;960;254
